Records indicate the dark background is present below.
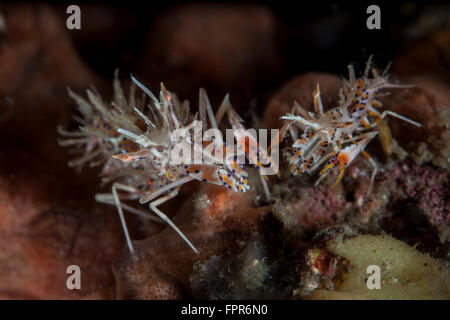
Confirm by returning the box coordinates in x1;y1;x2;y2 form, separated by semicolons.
50;0;450;106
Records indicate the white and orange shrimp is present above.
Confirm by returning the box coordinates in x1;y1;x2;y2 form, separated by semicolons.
59;73;255;255
281;57;421;195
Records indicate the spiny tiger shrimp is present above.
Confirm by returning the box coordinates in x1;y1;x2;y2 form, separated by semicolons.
281;56;421;196
59;72;274;255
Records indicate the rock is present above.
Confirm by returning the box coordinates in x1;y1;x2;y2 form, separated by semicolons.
109;183;271;299
393;27;450;83
0;177;123;299
0;4;121;299
193;183;270;235
113;249;185;300
82;286;116;300
272;158;448;252
375;162;449;247
381;76;450;171
135;3;283;100
272;181;349;237
190;234;296;299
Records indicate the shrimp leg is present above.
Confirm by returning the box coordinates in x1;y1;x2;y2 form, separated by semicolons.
95;192;163;223
148;188;199;254
101;183;143;254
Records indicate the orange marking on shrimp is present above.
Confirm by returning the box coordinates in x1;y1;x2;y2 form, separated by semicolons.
331;152;349;187
118;137;140;153
337;152;349;164
160;82;172;104
237;135;265;168
333;121;355;128
229;159;245;176
332;160;346;187
373;117;383;125
95;116;117;137
319;162;334;176
112;149;149;163
313;83;322;111
361;150;371;160
94;116;105;130
358;79;365;88
360;119;370;129
240;175;248;186
368;109;380;117
303;157;313;170
372;100;382;108
349;103;359;113
218;171;236;191
202;140;212;148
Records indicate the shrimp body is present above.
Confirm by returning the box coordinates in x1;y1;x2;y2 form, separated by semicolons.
114;79;250;195
59;73;255;254
281;57;421;193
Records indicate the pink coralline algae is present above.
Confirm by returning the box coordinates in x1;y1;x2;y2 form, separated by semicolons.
377;162;449;226
273;160;448;244
274;183;348;234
